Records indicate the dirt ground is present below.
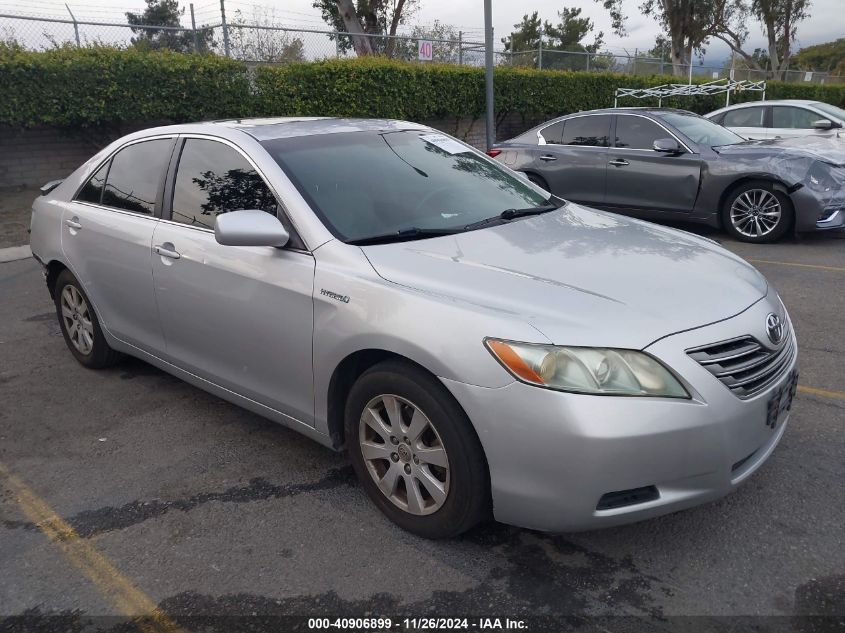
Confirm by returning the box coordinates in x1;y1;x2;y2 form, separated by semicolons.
0;186;39;248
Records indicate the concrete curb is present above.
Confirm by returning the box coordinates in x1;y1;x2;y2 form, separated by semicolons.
0;245;32;263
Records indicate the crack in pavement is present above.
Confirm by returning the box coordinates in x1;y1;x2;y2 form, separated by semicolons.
1;466;357;539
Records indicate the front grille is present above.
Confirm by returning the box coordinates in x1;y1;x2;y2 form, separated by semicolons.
687;331;795;399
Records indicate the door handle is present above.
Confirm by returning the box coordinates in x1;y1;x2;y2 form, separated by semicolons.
154;244;181;260
608;159;630;167
539;155;558;162
65;217;82;231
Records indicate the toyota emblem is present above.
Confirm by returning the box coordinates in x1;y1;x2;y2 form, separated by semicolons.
766;313;785;345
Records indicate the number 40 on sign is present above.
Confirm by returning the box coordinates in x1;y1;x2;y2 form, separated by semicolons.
418;40;433;61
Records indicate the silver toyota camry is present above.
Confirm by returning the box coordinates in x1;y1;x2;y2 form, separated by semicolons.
30;118;798;538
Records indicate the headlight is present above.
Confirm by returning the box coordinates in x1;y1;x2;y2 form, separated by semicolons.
485;339;689;398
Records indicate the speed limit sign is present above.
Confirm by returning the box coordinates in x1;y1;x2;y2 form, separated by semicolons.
418;40;433;61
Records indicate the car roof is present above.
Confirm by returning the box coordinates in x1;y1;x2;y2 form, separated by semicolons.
121;117;430;144
709;99;822;114
211;117;427;141
560;107;692;117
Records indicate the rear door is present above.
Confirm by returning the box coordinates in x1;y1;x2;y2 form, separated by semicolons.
531;114;611;206
722;105;769;140
151;136;316;424
61;137;175;353
604;115;702;214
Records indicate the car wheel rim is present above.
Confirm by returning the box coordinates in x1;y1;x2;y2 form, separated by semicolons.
358;394;450;516
60;284;94;355
730;189;782;238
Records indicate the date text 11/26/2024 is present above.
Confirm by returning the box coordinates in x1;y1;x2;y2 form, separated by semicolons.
307;617;528;630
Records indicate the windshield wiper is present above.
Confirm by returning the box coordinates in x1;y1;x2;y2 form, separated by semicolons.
464;200;562;230
347;227;462;246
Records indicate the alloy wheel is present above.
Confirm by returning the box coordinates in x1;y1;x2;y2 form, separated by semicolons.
358;394;450;516
730;189;782;238
60;284;94;355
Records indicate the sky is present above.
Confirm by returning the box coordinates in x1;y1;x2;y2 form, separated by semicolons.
1;0;841;62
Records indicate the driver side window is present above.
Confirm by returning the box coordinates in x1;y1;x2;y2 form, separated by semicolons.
171;139;277;230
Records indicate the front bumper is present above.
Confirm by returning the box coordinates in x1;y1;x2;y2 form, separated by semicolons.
792;186;845;232
443;295;797;532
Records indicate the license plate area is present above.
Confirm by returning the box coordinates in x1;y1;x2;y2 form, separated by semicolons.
766;370;798;429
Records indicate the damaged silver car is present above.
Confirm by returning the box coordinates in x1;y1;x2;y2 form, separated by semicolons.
489;108;845;243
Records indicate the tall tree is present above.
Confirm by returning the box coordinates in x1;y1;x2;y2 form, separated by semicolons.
502;8;603;70
126;0;203;53
753;0;810;77
314;0;420;57
596;0;718;76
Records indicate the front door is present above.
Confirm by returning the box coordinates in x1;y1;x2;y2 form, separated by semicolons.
151;137;316;424
61;137;175;353
771;105;835;140
604;115;701;214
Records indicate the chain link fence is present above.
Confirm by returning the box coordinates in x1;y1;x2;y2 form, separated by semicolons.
2;11;842;84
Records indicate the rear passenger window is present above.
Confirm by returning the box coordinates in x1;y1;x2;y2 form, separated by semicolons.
539;121;565;144
723;107;766;128
171;139;278;230
76;161;109;204
561;116;611;147
102;139;173;215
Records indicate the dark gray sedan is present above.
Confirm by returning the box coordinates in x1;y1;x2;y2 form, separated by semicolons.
488;108;845;242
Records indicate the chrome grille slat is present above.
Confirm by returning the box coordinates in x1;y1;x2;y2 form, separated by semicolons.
686;326;794;400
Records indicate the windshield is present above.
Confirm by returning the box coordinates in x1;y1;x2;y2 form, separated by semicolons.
813;102;845;122
660;112;746;147
261;130;551;243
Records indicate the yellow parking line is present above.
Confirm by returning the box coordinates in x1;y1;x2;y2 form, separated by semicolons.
0;462;184;633
798;385;845;401
745;258;845;273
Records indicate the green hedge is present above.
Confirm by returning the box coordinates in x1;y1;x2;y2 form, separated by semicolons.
0;45;251;127
2;46;845;129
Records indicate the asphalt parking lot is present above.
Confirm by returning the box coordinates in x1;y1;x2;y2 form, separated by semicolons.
1;225;843;632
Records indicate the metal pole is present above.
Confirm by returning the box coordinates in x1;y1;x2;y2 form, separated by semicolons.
220;0;230;57
336;33;341;57
688;52;693;85
458;30;463;65
633;48;637;75
65;4;80;47
190;3;199;52
484;0;495;151
537;26;543;70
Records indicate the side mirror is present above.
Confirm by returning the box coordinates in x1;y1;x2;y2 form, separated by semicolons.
214;209;290;248
813;119;833;130
653;138;682;154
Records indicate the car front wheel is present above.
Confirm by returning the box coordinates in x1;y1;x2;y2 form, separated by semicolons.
345;360;489;538
722;180;793;243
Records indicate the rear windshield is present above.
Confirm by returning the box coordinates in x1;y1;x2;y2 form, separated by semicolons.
261;130;548;242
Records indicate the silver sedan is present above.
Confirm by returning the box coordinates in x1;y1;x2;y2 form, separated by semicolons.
30;118;798;537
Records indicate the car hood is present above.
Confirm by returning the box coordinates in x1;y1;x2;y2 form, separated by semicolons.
715;136;845;166
361;204;768;350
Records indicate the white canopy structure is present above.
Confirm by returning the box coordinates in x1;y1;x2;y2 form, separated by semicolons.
614;78;767;108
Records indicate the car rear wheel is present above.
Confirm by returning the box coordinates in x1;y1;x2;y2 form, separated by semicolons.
54;269;122;368
722;181;793;243
525;172;549;192
345;360;489;538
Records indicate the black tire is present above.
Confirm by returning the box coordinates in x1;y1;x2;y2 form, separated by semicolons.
345;360;490;538
53;269;122;369
525;172;550;192
721;180;794;243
